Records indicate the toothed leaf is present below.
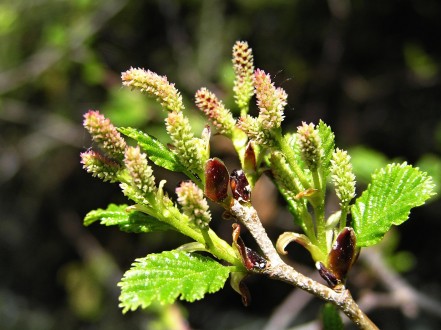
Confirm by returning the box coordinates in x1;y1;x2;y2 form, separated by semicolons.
317;120;335;178
118;251;231;312
352;163;435;247
118;127;185;172
84;204;173;233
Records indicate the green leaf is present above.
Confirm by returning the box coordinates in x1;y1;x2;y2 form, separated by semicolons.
317;120;335;177
118;127;185;172
321;303;343;330
352;163;435;247
118;251;231;312
84;204;173;233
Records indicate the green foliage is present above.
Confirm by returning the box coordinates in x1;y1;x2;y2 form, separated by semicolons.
317;120;335;179
349;146;390;184
84;204;173;233
352;163;435;247
118;127;185;173
321;303;344;330
118;251;231;313
81;40;436;325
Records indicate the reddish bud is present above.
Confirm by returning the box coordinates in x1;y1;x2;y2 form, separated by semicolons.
230;169;251;203
204;158;230;202
327;227;357;282
317;227;358;287
316;262;340;288
244;141;257;173
232;224;267;271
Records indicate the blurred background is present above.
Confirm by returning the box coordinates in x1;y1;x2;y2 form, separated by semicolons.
1;0;441;329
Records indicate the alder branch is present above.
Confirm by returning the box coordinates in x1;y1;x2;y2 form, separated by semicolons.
229;199;379;330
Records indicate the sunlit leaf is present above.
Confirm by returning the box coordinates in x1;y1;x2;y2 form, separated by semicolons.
84;204;172;233
317;120;335;177
118;251;231;312
352;163;435;247
118;127;185;172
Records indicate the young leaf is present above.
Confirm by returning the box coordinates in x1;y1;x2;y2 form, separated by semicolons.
118;251;231;312
118;127;185;172
84;204;173;233
352;163;435;247
317;120;335;178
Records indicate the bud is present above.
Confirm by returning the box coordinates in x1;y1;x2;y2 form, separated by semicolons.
80;149;121;182
83;110;126;161
297;122;322;171
232;224;267;271
316;227;358;287
195;88;236;136
327;227;358;282
330;148;356;207
176;181;211;229
204;158;230;202
232;41;254;113
121;67;184;113
243;141;258;187
230;169;251;203
254;69;287;130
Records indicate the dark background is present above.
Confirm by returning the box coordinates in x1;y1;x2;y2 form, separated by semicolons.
1;0;441;329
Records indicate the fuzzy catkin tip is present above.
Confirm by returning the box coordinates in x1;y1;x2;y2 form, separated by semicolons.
83;110;127;161
195;88;236;136
232;41;255;112
254;69;287;130
121;67;184;113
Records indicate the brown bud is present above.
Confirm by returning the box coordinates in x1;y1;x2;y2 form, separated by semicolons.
230;169;251;203
244;141;257;173
328;227;357;282
204;158;230;202
316;262;340;288
232;224;267;271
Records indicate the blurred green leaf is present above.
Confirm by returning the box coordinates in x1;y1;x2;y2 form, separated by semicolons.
404;43;438;80
103;87;153;127
321;303;343;330
0;5;17;35
352;163;435;247
349;146;389;184
118;251;231;312
416;153;441;197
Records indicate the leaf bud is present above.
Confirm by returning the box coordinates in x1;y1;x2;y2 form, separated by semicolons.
204;158;230;202
230;169;251;203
